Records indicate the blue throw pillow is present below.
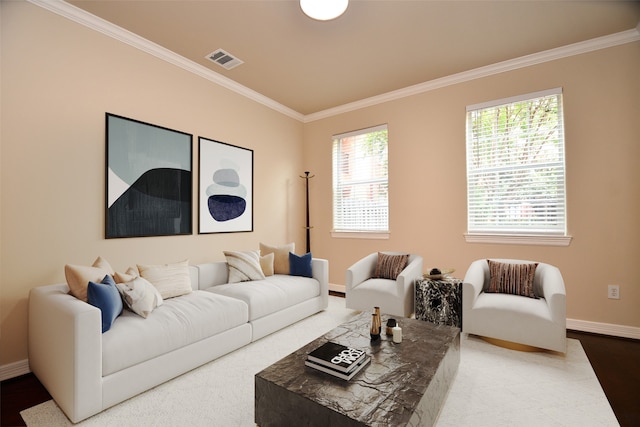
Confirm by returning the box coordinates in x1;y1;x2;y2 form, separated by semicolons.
88;275;123;333
289;252;313;278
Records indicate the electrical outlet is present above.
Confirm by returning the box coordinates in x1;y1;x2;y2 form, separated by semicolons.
607;284;620;300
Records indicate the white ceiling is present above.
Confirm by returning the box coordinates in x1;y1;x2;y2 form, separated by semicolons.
66;0;640;116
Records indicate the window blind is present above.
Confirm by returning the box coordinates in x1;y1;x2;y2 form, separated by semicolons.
466;88;567;235
332;125;389;233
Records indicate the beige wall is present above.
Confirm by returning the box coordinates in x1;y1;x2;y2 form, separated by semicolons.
304;42;640;329
0;2;305;366
2;2;639;370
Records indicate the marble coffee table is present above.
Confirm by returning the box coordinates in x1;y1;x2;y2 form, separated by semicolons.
255;311;460;427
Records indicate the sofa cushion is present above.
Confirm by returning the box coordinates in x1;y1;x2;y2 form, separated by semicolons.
205;275;320;321
116;276;164;318
224;250;266;283
65;256;115;302
374;252;409;280
138;260;192;299
289;252;312;278
487;260;539;299
260;242;294;274
102;291;249;376
87;275;123;333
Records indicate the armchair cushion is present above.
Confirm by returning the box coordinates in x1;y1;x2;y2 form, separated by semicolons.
487;260;539;299
374;252;409;280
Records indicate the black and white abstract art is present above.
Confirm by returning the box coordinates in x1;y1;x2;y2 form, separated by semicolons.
106;113;192;238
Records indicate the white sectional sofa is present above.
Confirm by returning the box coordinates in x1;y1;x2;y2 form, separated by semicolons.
28;258;328;423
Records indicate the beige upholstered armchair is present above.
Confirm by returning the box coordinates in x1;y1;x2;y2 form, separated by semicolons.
462;259;567;353
346;252;423;318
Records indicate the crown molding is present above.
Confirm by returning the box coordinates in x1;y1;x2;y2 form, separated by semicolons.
28;1;639;124
26;0;305;122
304;26;640;123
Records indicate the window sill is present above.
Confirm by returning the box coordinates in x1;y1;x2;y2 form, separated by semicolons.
331;231;390;240
464;233;572;246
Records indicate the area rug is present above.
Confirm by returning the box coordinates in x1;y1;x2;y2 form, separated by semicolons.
21;296;618;426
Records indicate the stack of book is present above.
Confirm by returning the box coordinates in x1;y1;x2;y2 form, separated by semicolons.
305;341;370;381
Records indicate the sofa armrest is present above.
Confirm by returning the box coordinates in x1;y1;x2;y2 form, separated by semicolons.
463;259;487;309
312;258;329;308
29;284;103;423
396;255;423;294
345;253;378;291
538;264;567;322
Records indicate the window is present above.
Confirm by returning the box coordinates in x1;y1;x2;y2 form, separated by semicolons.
465;88;570;245
332;124;389;237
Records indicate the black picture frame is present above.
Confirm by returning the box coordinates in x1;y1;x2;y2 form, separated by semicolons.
198;137;253;234
105;113;193;238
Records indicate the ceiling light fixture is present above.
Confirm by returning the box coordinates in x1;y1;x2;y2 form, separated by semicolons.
300;0;348;21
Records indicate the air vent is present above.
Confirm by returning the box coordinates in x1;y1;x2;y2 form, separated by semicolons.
206;49;244;70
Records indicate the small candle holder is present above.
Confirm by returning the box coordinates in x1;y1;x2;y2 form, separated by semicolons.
386;318;397;336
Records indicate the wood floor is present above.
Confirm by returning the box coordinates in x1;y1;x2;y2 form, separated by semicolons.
2;330;638;427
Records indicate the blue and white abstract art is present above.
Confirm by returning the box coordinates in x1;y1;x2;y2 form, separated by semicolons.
198;137;253;233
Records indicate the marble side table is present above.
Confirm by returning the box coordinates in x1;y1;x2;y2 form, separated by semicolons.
415;278;463;328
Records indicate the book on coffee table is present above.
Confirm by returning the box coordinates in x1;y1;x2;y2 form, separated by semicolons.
307;342;366;373
305;356;371;381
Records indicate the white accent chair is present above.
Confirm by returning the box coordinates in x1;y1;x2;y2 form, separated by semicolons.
462;259;567;353
346;252;423;318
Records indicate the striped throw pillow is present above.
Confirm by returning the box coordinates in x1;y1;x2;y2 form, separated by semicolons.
374;252;410;280
138;260;192;299
224;250;266;283
487;260;539;299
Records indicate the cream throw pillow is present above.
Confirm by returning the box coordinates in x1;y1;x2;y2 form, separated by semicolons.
259;242;294;275
65;256;115;302
260;252;275;276
137;260;192;299
114;266;139;284
116;276;163;318
224;250;266;283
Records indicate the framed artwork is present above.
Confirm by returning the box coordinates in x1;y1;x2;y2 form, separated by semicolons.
105;113;193;238
199;137;253;234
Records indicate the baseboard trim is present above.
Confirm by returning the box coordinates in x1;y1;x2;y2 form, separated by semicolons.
0;359;30;382
567;318;640;340
329;283;345;293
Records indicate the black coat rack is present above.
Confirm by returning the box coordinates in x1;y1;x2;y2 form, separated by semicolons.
300;171;314;253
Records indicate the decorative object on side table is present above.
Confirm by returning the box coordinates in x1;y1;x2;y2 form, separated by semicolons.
415;275;463;328
423;267;455;280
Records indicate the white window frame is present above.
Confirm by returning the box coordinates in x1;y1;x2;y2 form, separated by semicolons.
331;124;389;239
465;88;572;246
